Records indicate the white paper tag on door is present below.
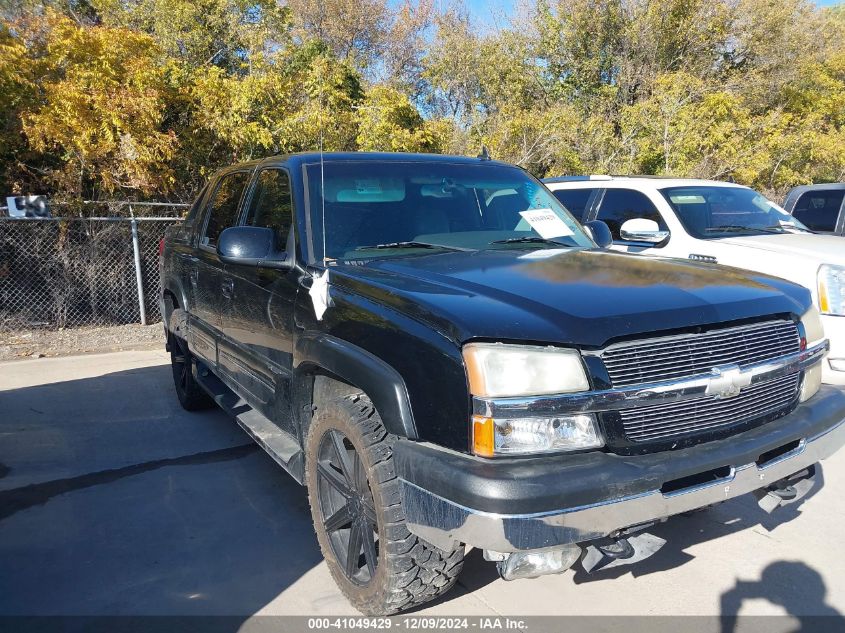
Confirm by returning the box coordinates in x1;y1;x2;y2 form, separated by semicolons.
309;269;330;321
518;209;574;239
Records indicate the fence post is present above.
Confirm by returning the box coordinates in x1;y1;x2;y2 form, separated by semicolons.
130;214;148;326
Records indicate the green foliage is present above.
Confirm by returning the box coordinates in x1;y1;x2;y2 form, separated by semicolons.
0;22;35;192
0;0;844;202
12;11;177;197
356;86;444;152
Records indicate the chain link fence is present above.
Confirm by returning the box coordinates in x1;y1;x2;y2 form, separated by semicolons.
0;203;185;333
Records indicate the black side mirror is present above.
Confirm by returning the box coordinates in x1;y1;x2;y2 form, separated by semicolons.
583;220;613;248
217;226;292;269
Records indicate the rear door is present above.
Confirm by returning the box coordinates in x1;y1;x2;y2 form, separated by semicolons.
219;167;299;435
190;170;252;366
174;185;209;307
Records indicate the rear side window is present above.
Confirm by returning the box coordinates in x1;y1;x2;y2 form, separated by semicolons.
201;171;251;247
186;185;208;222
596;189;667;241
244;169;293;249
551;189;593;221
792;190;844;232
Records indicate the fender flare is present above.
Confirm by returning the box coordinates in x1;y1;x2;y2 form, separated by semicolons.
294;332;418;440
161;278;190;331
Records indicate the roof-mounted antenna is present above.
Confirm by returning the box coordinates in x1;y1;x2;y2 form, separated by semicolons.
477;145;491;161
318;5;327;268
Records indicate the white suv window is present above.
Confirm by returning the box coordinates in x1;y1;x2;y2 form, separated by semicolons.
596;189;667;241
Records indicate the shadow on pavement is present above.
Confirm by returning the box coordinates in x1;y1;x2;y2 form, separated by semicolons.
0;363;325;617
720;561;841;631
0;443;258;521
570;465;826;586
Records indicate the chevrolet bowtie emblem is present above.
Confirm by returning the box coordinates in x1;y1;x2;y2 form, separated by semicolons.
705;364;752;399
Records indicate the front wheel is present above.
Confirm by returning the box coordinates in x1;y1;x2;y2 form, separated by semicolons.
305;393;464;615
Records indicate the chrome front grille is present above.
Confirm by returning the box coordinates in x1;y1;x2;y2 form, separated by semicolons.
601;319;803;447
601;319;800;388
619;373;801;443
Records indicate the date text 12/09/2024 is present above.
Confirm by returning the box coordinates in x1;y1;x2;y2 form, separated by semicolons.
307;618;526;630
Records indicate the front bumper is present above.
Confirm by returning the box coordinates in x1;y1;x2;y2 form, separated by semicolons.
396;386;845;552
821;314;845;385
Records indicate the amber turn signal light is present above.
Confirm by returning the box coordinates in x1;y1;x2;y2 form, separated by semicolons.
472;415;495;457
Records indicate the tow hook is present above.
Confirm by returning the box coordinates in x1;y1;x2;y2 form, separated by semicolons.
581;532;667;574
754;465;817;514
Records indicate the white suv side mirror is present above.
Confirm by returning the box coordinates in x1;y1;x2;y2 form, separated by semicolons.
620;218;670;244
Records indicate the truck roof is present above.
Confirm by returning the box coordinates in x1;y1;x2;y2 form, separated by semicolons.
223;151;516;173
786;183;845;193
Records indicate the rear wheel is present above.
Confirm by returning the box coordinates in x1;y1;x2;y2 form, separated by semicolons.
168;310;213;411
305;393;464;615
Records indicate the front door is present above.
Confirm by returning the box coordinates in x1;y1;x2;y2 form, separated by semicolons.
220;167;299;436
594;188;671;255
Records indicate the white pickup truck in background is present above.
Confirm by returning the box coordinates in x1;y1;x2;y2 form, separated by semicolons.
543;176;845;386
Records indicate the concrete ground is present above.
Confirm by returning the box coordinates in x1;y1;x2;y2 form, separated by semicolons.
1;350;844;622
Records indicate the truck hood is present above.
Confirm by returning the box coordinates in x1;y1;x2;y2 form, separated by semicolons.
328;248;810;348
717;233;845;265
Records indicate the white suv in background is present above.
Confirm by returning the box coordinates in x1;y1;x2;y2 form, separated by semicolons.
543;176;845;385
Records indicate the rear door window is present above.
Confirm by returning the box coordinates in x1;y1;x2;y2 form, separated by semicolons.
792;190;844;232
551;189;594;221
186;184;208;222
201;171;251;247
596;188;667;240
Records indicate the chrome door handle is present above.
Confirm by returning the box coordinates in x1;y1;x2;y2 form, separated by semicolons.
221;277;234;298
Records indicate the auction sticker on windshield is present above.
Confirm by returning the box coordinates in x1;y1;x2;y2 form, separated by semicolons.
519;208;574;239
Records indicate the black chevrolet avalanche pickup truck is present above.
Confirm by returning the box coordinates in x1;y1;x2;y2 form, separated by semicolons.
160;152;845;614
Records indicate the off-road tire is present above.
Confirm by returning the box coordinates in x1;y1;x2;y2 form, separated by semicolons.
305;393;464;615
168;309;213;411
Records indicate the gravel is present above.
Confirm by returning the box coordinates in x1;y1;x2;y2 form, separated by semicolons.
0;323;165;361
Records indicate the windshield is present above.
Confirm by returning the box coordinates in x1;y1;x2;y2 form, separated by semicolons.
304;160;593;262
660;186;810;239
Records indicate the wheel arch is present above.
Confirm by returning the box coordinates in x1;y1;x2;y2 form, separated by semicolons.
293;333;418;442
162;278;190;334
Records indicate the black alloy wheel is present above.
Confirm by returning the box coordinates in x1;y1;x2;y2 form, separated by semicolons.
171;333;192;397
316;429;380;585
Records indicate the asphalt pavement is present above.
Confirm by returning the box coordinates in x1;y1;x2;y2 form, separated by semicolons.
1;350;844;623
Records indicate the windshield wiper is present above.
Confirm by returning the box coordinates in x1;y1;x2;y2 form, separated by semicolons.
763;224;812;233
704;225;785;235
354;241;473;252
490;236;572;246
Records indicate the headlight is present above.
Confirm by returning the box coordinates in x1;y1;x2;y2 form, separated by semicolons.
818;264;845;316
800;306;825;403
463;342;589;397
473;414;603;457
464;343;600;456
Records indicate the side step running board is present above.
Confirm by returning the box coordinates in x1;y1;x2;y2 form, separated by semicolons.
194;362;305;484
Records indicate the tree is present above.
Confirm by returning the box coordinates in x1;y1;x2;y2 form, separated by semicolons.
93;0;291;74
15;11;177;198
356;85;444;152
2;0;845;202
0;21;37;193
